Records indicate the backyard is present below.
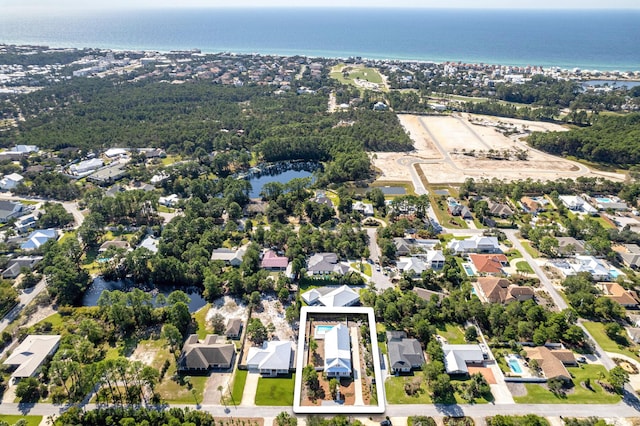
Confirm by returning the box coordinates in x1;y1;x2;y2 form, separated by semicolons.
514;365;621;404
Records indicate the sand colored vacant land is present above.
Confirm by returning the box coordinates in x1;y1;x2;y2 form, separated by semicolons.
375;113;626;185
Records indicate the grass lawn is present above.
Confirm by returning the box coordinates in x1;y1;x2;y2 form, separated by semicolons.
593;215;616;230
158;205;176;213
350;262;372;277
0;415;42;426
194;303;212;339
161;154;181;166
330;64;384;88
521;241;541;258
582;321;640;362
255;374;295;406
58;230;77;244
377;323;387;354
514;365;621;404
505;249;522;261
229;369;248;406
438;324;466;344
516;261;534;274
385;372;432;404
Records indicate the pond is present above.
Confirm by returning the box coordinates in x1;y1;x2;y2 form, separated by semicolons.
377;186;406;195
245;161;320;198
83;276;207;313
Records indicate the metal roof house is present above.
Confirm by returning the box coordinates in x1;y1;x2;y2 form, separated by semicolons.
324;323;351;377
246;341;293;376
3;335;61;383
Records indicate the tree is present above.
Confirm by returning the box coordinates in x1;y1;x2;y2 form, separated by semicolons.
246;318;268;345
464;326;478;342
275;411;298;426
431;373;454;403
210;313;226;334
608;366;629;393
162;324;183;352
538;236;559;257
16;377;41;402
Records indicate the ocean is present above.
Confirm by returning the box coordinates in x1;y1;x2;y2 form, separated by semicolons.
1;8;639;71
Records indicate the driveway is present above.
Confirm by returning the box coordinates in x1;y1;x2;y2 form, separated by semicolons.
240;371;260;406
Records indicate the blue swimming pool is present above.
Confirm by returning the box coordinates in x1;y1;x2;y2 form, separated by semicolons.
596;197;612;203
508;358;522;374
609;269;620;278
463;264;475;276
315;325;334;338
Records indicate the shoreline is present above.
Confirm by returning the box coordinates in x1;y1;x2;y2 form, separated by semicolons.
3;42;640;76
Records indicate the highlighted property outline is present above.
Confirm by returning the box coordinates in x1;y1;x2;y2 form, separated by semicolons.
293;306;386;414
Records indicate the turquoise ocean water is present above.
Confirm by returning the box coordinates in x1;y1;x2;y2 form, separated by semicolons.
1;8;639;71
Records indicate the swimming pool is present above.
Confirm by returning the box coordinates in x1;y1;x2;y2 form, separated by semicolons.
314;325;334;338
596;197;612;203
609;269;620;278
508;358;523;374
463;264;475;276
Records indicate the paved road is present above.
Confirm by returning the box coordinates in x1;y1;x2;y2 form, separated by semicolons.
0;194;85;228
0;277;47;335
365;228;393;291
4;398;640;418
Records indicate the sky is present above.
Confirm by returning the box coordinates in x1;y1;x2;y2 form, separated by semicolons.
2;0;640;10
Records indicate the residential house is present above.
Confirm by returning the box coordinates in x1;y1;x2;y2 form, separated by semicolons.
619;244;640;270
324;323;352;377
211;246;247;266
261;250;289;271
387;331;425;374
524;346;574;382
225;319;243;340
597;282;639;308
301;285;360;308
138;235;159;254
21;229;57;250
306;252;349;276
2;255;43;279
372;101;388;111
591;196;628;211
312;192;334;209
159;194;180;207
413;287;446;304
0;200;26;223
487;201;514;218
520;196;548;214
246;341;293;376
469;254;509;275
447;198;473;220
394;238;413;256
476;277;534;304
558;195;597;214
353;201;374;216
0;173;24;190
14;214;36;234
178;335;235;371
570;255;613;281
397;257;427;275
556;237;587;256
441;344;485;375
98;240;131;253
3;335;61;383
69;158;103;176
244;199;268;217
447;235;500;254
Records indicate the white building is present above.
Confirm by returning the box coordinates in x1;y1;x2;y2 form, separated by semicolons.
0;173;24;190
4;335;61;383
324;323;352;377
442;344;485;375
558;195;597;214
246;341;293;376
301;285;360;308
448;235;500;254
69;158;104;175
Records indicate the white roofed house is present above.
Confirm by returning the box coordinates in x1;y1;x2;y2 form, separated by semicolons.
246;341;293;376
69;158;103;176
211;245;247;267
3;335;61;384
301;285;360;308
442;344;486;375
0;200;27;223
447;235;500;254
324;323;352;377
0;173;24;190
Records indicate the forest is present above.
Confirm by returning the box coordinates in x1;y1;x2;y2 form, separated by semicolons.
527;113;640;166
0;74;413;184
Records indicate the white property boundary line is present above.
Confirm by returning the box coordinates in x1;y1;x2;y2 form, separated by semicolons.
293;306;386;414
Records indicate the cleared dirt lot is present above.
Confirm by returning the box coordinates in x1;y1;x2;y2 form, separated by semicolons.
375;113;627;184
